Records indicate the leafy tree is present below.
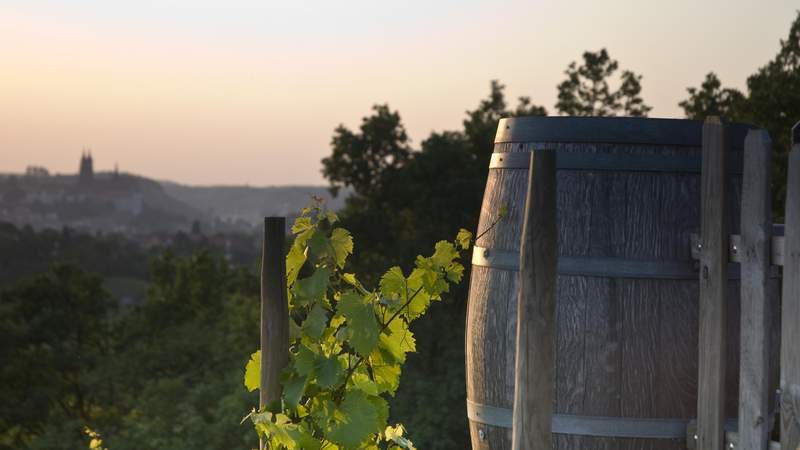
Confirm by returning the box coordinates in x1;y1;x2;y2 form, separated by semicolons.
0;223;150;288
678;72;746;119
106;251;260;450
322;104;412;197
462;81;547;164
556;48;651;117
0;249;262;450
0;265;115;450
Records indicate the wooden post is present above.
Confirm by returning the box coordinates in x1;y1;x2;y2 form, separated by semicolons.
512;150;557;450
260;217;289;450
781;130;800;450
697;116;728;450
738;129;772;450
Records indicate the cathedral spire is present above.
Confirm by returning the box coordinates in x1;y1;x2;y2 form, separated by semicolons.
78;148;94;185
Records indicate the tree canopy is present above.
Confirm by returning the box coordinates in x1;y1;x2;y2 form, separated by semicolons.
556;48;651;117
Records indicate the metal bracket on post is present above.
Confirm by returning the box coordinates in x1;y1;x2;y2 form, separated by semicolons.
685;419;782;450
689;228;785;267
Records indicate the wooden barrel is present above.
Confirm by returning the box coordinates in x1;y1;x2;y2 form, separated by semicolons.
465;117;782;449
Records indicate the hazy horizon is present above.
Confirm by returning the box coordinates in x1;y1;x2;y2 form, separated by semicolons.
2;1;797;185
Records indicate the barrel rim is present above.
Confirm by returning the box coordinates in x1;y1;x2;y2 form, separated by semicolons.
495;116;755;148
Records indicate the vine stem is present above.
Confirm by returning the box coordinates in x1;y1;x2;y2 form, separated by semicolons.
338;284;425;393
475;211;506;242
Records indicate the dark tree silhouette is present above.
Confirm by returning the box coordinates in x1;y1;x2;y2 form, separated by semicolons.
556;48;651;117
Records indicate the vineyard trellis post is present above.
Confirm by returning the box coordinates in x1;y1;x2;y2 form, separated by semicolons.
512;150;557;450
260;217;290;450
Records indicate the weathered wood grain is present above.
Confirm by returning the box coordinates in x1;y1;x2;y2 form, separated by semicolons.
781;145;800;450
697;117;728;450
512;150;557;450
467;265;517;449
738;129;773;450
260;217;289;450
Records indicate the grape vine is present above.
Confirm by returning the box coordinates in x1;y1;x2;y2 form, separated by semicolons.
243;203;472;449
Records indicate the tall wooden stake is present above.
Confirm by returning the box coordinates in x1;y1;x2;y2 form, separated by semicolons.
697;116;728;450
512;150;557;450
260;217;289;450
738;129;772;450
781;127;800;450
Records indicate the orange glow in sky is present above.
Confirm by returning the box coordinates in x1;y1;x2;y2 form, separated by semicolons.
1;0;797;185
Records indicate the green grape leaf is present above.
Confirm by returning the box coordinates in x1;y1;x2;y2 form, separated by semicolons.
289;317;303;340
446;262;465;283
325;211;339;224
244;350;261;392
323;391;381;448
291;216;313;234
314;355;343;388
290;423;322;450
350;371;378;396
456;228;473;250
307;229;330;259
342;272;359;287
320;325;343;355
368;394;389;429
404;269;435;319
385;424;416;449
286;242;308;287
329;228;354;268
287;220;316;286
337;291;379;357
431;241;459;269
302;303;328;340
294;345;317;377
254;412;321;450
379;266;406;299
282;373;308;408
379;319;416;364
293;266;331;306
309;393;336;430
329;314;346;330
370;351;401;395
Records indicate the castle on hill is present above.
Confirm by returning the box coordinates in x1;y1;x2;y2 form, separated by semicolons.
77;150;120;186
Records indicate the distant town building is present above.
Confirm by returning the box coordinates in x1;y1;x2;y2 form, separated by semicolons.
25;166;49;177
79;150;94;185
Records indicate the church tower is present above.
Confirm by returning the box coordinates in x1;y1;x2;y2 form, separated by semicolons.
79;149;94;185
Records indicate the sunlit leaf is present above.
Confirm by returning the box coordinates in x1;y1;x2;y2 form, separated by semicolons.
244;350;260;392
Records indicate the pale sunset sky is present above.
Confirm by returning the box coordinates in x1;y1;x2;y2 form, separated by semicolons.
1;1;797;185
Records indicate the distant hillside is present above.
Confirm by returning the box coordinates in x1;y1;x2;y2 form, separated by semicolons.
0;172;202;233
0;167;349;234
159;182;348;227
